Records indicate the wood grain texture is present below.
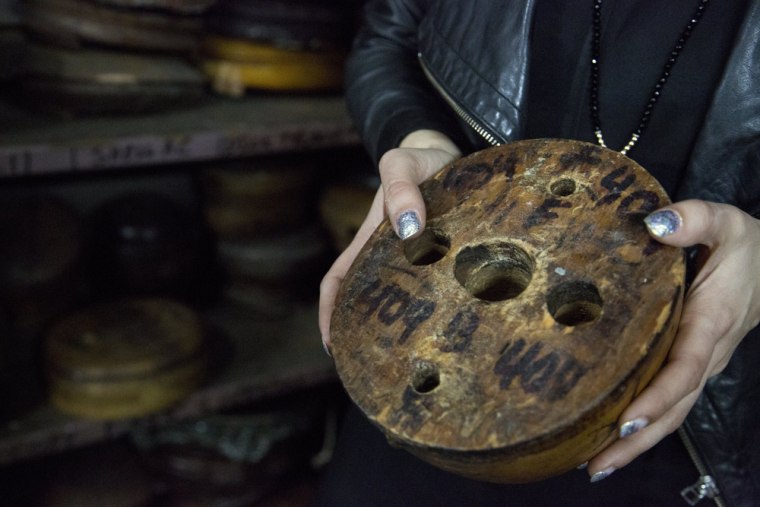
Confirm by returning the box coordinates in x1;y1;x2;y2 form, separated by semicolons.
331;139;685;482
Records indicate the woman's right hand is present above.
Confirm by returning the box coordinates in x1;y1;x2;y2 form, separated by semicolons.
318;130;461;353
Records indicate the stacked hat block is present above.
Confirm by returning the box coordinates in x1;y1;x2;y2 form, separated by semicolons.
0;172;216;423
7;0;363;114
201;0;357;96
0;147;375;424
17;0;214;116
199;153;334;319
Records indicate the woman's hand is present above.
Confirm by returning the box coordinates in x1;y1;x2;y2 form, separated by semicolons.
318;130;461;352
587;199;760;482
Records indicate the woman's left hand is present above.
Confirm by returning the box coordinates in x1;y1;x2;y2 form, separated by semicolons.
587;199;760;482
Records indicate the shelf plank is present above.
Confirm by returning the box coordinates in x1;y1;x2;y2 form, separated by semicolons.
0;95;359;177
0;303;337;465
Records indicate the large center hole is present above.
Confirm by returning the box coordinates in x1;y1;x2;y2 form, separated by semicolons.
403;228;450;266
547;281;603;326
411;360;440;394
454;242;534;302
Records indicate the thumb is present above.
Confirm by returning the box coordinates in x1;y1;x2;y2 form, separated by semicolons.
379;147;457;240
380;148;427;240
643;199;736;249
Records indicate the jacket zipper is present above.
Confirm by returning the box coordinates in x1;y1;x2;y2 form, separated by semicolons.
678;427;725;506
418;54;504;147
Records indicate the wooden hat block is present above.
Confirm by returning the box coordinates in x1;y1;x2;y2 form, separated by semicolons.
331;139;685;482
44;298;206;420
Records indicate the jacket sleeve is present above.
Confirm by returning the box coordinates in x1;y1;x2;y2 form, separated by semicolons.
344;0;467;163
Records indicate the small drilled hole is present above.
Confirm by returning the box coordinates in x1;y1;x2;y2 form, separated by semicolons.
404;228;450;266
454;242;534;302
547;281;603;326
411;360;440;394
550;178;577;196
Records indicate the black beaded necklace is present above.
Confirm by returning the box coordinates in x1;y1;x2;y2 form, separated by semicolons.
589;0;710;155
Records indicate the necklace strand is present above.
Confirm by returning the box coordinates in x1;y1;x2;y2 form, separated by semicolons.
590;0;710;156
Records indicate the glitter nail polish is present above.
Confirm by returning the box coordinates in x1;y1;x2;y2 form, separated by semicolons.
322;340;332;358
397;210;421;239
644;209;682;237
619;417;649;438
590;467;616;483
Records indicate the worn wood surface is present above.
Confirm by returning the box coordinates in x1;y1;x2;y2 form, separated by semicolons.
44;298;207;420
24;0;202;52
331;139;685;482
201;159;317;239
0;304;335;465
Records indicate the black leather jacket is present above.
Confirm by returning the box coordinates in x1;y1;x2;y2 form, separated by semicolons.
345;1;760;505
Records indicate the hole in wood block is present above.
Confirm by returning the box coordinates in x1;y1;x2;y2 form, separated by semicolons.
403;228;450;266
411;359;440;394
547;281;603;326
550;178;577;197
454;242;534;302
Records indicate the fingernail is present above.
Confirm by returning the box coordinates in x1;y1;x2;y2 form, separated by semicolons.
576;462;588;470
590;467;616;483
397;210;420;239
322;339;332;358
644;209;682;237
619;417;649;438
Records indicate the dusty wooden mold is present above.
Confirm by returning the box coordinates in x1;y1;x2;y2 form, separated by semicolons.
44;298;206;420
331;139;685;482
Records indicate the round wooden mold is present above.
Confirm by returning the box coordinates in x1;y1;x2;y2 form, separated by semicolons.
44;298;206;420
331;139;685;482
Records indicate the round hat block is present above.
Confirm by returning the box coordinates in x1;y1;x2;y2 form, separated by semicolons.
45;298;206;420
331;139;685;483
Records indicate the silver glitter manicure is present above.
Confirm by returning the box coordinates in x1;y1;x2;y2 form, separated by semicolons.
322;340;332;358
644;209;682;237
397;210;421;240
590;467;616;483
619;417;649;438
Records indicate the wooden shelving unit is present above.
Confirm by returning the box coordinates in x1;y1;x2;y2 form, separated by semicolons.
0;94;358;465
0;304;336;466
0;94;359;176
